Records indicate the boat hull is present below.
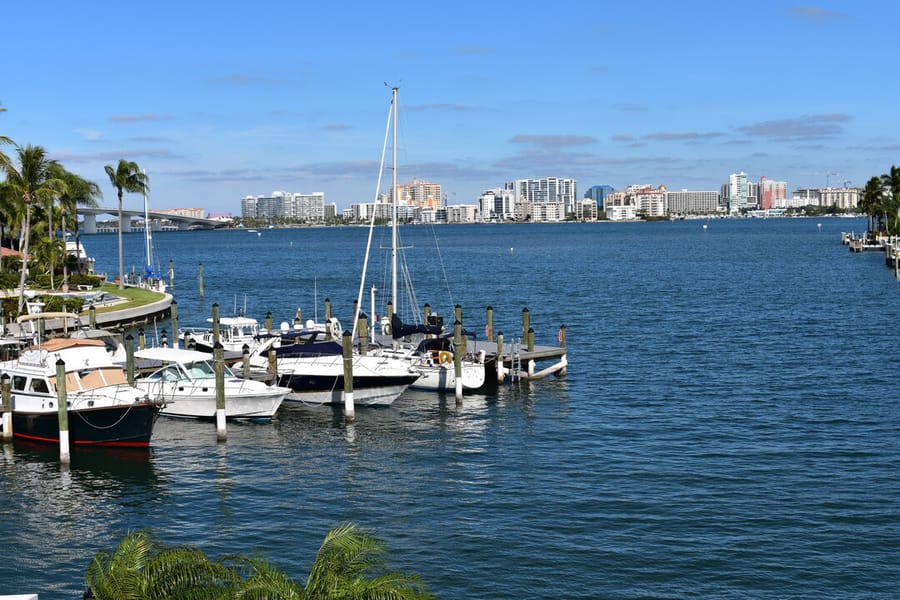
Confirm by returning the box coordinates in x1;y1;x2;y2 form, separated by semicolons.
410;362;486;391
159;390;285;419
275;353;419;406
11;403;161;447
135;378;288;420
279;375;416;406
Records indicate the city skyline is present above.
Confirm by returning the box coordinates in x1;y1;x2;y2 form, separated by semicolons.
2;1;897;214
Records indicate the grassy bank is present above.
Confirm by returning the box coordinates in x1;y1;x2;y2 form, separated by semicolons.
88;283;167;314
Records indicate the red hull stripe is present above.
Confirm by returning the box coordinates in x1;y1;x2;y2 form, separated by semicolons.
14;432;150;448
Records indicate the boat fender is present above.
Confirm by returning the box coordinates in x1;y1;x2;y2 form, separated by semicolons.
438;351;453;365
329;318;342;339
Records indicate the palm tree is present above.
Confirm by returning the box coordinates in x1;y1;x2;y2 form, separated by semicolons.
84;524;434;600
879;165;900;234
84;530;236;600
104;160;147;290
0;107;12;272
49;164;101;279
0;144;63;313
860;176;886;234
882;165;900;197
301;523;433;600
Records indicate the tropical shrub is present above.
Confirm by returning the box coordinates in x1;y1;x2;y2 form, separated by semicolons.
83;523;434;600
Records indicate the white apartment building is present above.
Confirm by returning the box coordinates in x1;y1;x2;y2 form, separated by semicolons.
509;177;578;217
728;172;750;212
446;204;479;223
478;188;516;221
628;186;667;217
241;191;325;221
576;199;598;221
819;187;861;210
665;190;720;215
606;205;637;221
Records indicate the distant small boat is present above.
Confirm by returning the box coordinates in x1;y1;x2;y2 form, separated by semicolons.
247;229;258;233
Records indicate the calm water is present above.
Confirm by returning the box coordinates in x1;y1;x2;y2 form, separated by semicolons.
2;218;899;599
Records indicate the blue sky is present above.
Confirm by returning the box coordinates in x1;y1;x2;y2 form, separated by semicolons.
2;0;897;214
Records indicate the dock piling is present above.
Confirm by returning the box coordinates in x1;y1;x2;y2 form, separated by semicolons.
485;306;494;342
170;300;179;349
242;343;251;379
198;262;204;298
496;332;505;383
454;320;463;404
358;313;368;355
1;374;12;442
214;342;226;441
212;303;220;346
342;330;355;423
267;349;278;379
125;334;135;386
55;359;70;464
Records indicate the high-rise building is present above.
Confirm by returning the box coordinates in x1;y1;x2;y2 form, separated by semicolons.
585;185;615;210
759;177;787;210
728;172;750;212
241;191;326;221
509;177;578;217
478;188;516;221
392;179;442;209
665;190;720;215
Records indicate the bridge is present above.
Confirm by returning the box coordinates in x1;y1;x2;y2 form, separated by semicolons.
78;207;229;233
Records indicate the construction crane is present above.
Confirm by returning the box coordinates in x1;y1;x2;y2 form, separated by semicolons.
825;170;839;188
843;180;851;188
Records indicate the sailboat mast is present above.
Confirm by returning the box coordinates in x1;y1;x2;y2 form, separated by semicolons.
143;170;153;278
391;86;399;314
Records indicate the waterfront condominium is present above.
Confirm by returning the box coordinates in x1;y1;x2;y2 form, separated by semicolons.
241;191;326;222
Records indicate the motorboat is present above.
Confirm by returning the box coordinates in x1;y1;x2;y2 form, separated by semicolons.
132;347;290;420
0;338;162;447
181;315;278;358
272;330;419;406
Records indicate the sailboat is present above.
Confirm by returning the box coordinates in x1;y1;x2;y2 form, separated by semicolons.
269;100;423;407
368;86;486;393
138;173;167;293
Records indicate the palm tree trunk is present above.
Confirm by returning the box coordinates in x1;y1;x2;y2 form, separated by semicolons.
17;201;31;314
48;202;54;289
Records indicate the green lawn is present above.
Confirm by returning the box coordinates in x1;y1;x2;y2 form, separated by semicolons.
86;283;167;314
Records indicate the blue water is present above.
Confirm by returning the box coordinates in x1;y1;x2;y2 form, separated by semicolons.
2;218;899;599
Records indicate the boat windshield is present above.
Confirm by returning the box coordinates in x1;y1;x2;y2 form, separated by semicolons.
184;360;235;379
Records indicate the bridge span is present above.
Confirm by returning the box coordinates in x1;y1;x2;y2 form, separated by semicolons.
78;207;228;233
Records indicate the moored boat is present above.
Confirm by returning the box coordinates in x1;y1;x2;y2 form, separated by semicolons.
133;347;290;420
0;338;162;447
272;330;419;406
